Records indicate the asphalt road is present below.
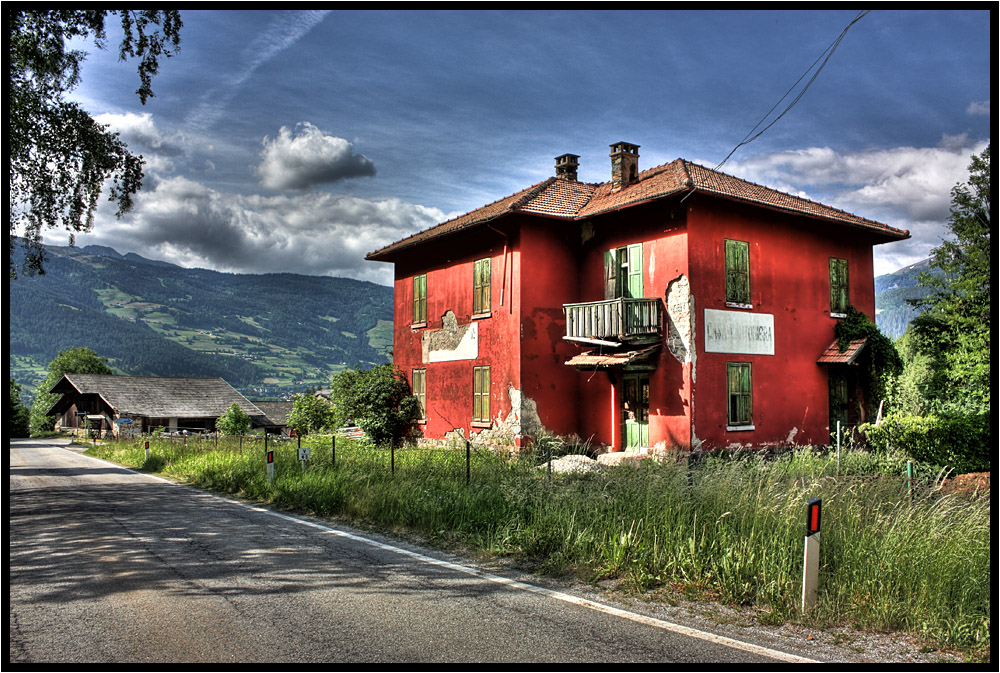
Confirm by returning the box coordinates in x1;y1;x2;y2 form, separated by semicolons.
9;438;816;664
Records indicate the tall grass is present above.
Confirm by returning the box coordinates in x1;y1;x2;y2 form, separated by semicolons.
87;437;990;658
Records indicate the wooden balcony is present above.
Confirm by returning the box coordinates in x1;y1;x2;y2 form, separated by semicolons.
563;297;662;346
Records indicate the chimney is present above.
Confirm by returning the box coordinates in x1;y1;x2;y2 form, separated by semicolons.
554;153;580;181
609;142;640;191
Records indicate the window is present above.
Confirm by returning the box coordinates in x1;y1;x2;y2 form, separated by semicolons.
413;274;427;325
727;362;753;428
829;257;849;316
604;243;643;299
473;366;490;423
412;369;426;421
725;239;751;306
473;258;491;315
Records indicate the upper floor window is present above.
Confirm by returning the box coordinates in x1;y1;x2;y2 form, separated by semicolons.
413;274;427;325
829;257;849;316
473;258;491;315
604;243;643;299
725;239;751;307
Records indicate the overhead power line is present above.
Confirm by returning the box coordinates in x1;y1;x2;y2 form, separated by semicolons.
713;10;871;173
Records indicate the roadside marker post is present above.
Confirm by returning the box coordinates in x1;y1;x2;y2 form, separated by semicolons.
145;440;150;461
298;446;311;468
267;448;275;483
801;498;822;612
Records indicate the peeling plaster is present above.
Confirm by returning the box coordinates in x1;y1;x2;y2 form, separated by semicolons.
665;274;694;364
470;386;546;446
423;310;479;363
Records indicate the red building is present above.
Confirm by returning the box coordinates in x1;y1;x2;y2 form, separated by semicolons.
366;143;909;452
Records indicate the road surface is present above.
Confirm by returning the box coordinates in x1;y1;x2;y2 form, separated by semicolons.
9;438;816;664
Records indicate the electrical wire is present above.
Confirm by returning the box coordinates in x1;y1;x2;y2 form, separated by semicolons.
714;10;870;173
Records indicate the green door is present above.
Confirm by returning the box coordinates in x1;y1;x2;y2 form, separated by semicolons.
623;374;650;449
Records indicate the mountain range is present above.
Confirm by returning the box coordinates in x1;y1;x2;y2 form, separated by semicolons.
8;242;934;401
9;243;393;400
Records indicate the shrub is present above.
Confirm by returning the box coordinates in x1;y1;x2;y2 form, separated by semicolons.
216;402;252;435
861;412;990;474
330;363;420;447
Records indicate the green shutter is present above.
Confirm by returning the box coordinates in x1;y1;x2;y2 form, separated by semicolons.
413;274;427;324
830;258;849;314
473;366;490;422
727;362;752;426
725;240;750;305
604;249;617;299
474;258;491;314
627;243;643;298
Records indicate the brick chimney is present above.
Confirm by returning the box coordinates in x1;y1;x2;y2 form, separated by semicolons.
610;142;640;191
555;153;580;181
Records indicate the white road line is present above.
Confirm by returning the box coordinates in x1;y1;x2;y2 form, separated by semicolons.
64;445;819;664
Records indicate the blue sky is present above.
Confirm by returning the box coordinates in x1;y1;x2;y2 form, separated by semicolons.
56;9;991;285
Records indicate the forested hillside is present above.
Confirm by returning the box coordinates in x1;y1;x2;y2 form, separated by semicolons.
873;258;938;339
9;243;393;400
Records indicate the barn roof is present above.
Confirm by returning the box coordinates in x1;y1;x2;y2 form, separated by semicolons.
47;374;265;419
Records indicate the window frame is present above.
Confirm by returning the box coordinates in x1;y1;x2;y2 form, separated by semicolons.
725;239;751;308
412;273;427;326
829;257;849;317
473;257;491;316
604;243;643;299
412;368;426;422
726;361;754;430
472;365;491;425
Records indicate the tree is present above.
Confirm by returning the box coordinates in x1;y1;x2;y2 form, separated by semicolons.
9;379;32;438
9;10;182;277
216;402;252;436
285;394;336;436
29;347;113;436
912;144;991;411
330;364;420;447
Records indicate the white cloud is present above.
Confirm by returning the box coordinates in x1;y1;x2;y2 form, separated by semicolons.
72;175;443;285
254;122;376;191
723;137;990;275
966;100;990;115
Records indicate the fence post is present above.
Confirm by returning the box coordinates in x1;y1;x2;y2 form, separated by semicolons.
391;442;395;475
332;434;336;467
466;439;471;485
906;460;914;502
836;421;841;476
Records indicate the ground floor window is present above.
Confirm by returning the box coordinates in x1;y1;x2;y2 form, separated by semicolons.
412;368;426;420
727;362;753;428
473;366;490;423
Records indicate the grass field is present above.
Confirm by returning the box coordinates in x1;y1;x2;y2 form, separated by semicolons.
85;436;990;662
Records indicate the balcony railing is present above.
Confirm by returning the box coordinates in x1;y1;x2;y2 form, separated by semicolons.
563;297;662;344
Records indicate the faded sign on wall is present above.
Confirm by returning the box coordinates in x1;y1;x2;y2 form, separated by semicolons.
704;309;774;355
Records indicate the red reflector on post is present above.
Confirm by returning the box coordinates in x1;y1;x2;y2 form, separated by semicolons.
806;498;822;536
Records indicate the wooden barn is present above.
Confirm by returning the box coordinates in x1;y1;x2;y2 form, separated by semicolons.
46;374;268;436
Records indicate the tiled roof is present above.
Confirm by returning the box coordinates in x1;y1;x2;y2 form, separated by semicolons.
48;374;265;419
366;157;909;261
817;338;868;365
